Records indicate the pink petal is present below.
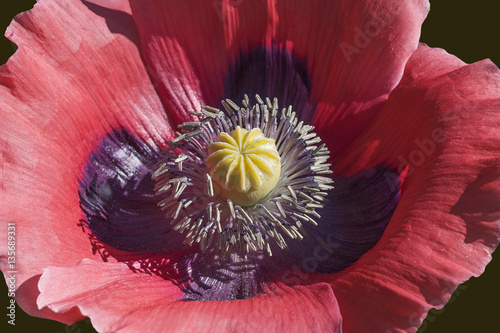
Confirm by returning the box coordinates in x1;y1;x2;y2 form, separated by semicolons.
37;259;182;332
327;44;500;332
38;259;342;333
274;0;430;152
0;0;172;321
129;0;276;124
130;0;429;153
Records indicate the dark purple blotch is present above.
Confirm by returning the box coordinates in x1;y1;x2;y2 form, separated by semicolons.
274;166;401;275
79;129;186;254
224;45;316;124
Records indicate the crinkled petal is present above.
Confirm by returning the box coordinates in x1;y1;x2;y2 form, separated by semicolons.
129;0;429;152
38;259;342;333
37;259;182;332
327;44;500;332
274;0;429;153
129;0;247;122
0;0;171;321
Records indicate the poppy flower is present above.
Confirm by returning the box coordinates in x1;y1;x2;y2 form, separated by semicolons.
1;0;499;332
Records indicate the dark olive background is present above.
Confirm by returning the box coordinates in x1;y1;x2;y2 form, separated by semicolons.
1;1;499;332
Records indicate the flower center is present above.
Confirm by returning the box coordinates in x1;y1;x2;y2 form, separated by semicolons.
206;126;281;206
153;95;333;256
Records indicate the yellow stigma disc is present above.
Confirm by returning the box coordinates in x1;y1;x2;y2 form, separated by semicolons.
206;126;281;206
